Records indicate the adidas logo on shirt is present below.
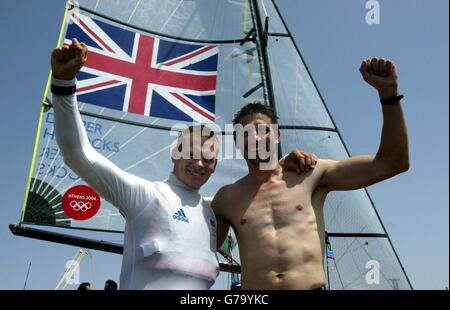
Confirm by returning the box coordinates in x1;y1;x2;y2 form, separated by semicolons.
173;208;189;223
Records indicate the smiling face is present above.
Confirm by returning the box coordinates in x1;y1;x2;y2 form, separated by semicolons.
235;113;279;166
172;127;219;189
232;102;280;169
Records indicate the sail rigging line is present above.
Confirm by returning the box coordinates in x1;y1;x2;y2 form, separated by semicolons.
248;0;268;107
260;0;269;18
364;237;404;288
347;238;397;289
126;0;142;25
332;257;345;290
328;233;405;288
204;0;222;40
240;28;256;46
23;262;32;290
87;250;96;290
92;0;100;12
159;0;185;33
119;115;226;172
75;3;249;45
295;44;300;124
55;249;86;290
75;106;327;133
243;1;255;102
100;113;129;140
325;236;345;290
326;234;398;289
242;82;263;99
106;127;148;159
330;231;370;288
345;239;370;290
249;0;282;159
265;38;292;120
123;143;174;172
327;199;344;231
331;233;398;289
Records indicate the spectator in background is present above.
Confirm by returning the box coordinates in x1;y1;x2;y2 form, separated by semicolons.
77;282;91;290
104;280;118;290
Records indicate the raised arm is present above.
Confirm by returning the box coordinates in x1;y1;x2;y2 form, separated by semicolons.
51;39;152;218
319;58;409;191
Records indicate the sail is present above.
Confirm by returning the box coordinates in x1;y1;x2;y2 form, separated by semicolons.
15;0;411;290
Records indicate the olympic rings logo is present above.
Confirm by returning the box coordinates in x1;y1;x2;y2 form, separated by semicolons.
70;200;92;212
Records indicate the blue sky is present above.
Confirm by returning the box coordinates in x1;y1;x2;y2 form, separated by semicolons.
0;0;448;290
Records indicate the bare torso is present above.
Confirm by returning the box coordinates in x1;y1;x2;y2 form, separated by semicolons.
214;162;329;289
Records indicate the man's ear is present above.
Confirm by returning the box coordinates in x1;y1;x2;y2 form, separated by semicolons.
171;148;177;164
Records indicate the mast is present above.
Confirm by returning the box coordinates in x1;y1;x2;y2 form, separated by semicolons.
249;0;283;159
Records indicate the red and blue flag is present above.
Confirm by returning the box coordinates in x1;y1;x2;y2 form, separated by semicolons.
65;12;218;123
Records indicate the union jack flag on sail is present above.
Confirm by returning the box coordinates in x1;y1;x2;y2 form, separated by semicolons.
65;12;218;123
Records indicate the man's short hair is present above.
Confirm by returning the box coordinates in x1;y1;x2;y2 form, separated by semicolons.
232;102;278;126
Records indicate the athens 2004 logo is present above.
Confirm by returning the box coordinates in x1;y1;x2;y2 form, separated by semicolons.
62;185;100;220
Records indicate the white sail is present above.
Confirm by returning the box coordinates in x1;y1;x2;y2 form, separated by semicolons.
14;0;412;290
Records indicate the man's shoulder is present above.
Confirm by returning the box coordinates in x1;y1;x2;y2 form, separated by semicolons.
218;177;247;195
212;182;238;208
214;183;234;198
281;159;332;188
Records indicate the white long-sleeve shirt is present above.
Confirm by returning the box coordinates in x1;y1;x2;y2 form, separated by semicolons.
52;78;219;289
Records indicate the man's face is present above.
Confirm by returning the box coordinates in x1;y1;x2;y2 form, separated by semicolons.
235;113;279;165
172;134;218;189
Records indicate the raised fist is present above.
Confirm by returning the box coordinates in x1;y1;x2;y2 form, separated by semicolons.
51;38;88;80
360;58;399;98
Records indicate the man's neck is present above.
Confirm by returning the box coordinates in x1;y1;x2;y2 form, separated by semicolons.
169;173;199;193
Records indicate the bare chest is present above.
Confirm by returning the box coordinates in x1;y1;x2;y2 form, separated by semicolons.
226;179;316;235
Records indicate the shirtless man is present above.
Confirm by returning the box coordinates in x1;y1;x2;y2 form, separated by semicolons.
50;39;316;289
212;58;409;289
